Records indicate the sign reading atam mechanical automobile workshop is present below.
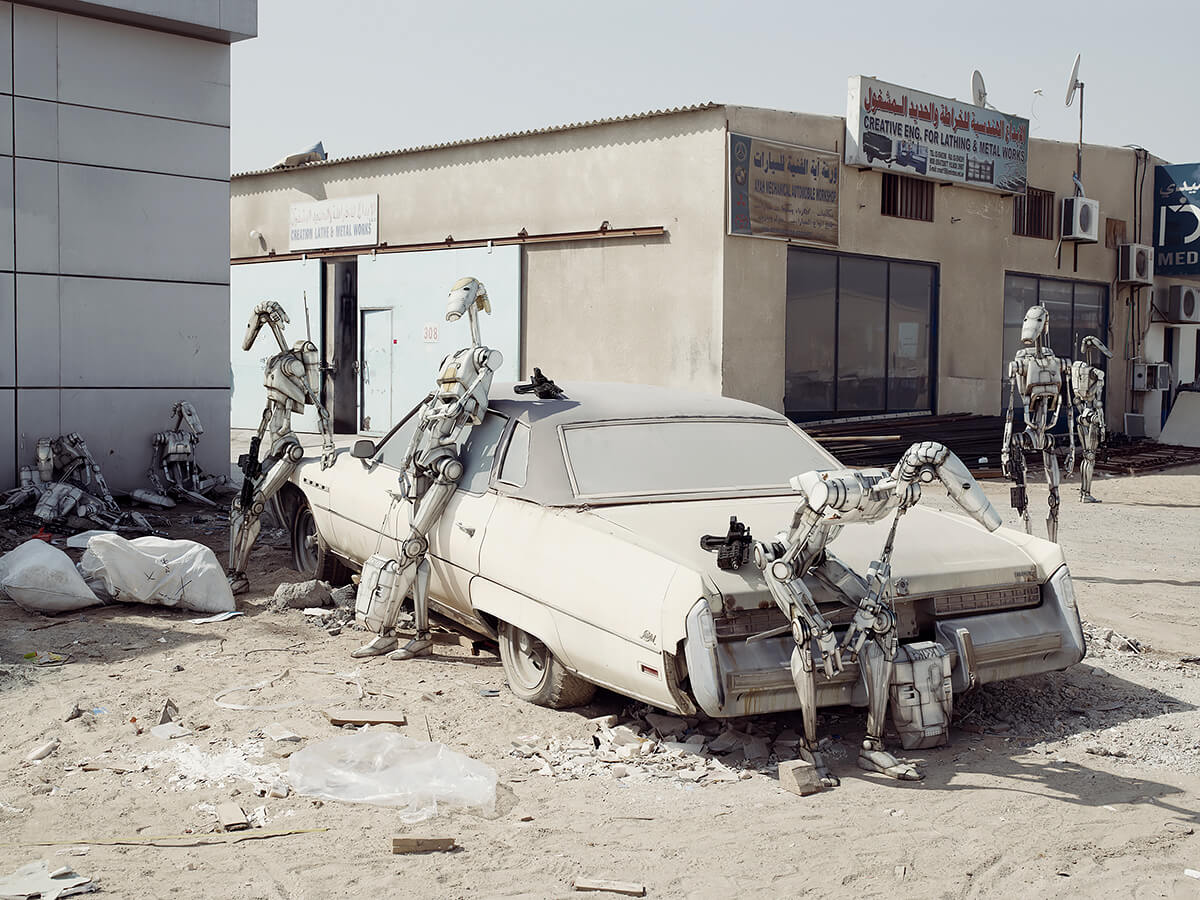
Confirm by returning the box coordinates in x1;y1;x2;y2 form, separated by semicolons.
1154;164;1200;276
845;76;1028;194
729;133;839;245
289;194;379;252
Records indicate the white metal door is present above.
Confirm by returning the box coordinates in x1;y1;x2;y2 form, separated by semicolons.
359;308;392;435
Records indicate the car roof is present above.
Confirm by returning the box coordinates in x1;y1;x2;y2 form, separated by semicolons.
486;381;804;507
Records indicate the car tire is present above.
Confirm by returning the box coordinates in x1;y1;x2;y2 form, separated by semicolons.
290;499;352;587
498;621;596;709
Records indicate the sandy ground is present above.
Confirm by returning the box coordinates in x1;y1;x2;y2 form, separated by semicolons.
0;463;1198;899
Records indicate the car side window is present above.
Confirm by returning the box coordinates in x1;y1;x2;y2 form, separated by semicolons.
497;421;530;487
376;414;421;470
457;412;508;494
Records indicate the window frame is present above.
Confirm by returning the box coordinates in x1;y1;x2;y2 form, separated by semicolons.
881;172;935;222
1013;186;1055;239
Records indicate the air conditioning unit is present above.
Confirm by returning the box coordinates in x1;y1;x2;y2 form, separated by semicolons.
1130;361;1171;391
1167;284;1200;323
1118;243;1154;285
1061;197;1099;242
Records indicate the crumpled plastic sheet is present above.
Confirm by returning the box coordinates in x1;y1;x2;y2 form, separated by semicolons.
288;726;497;822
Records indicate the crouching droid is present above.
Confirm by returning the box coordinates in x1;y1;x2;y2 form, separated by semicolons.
228;301;335;595
705;443;1000;786
352;277;503;661
1071;336;1112;503
1002;305;1075;542
148;401;227;506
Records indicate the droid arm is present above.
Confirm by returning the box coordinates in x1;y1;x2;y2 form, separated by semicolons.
1001;361;1018;476
1062;364;1076;478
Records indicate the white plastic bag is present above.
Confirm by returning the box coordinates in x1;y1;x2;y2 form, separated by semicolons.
79;534;235;613
0;539;102;614
288;726;497;822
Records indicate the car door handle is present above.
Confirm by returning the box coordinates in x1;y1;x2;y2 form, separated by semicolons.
456;522;476;537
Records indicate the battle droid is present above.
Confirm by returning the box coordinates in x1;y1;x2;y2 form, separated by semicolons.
1070;336;1112;503
1002;305;1075;542
709;442;1001;786
228;301;335;595
148;401;227;506
352;277;503;661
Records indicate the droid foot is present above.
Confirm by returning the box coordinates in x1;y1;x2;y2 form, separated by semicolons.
858;746;923;781
387;636;433;661
798;746;840;788
1081;492;1101;503
351;635;398;658
228;572;249;596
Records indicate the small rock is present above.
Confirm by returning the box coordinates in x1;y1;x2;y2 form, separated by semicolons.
26;738;60;762
645;713;687;737
63;700;82;722
271;580;333;610
779;759;822;796
330;584;356;608
709;730;747;754
30;783;53;795
586;714;619;729
610;726;644;747
611;764;629;778
743;737;771;761
267;781;290;799
150;723;192;740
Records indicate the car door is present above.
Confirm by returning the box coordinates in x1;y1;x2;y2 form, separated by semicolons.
427;411;508;618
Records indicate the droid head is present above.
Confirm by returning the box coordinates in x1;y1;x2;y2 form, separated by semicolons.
445;277;490;322
1020;305;1049;346
1080;335;1113;362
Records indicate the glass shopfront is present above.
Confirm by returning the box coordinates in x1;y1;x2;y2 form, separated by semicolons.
785;248;937;421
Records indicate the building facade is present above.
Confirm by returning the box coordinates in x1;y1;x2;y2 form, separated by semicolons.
229;99;1196;441
1;0;256;490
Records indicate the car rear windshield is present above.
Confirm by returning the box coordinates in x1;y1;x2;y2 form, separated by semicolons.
562;419;834;498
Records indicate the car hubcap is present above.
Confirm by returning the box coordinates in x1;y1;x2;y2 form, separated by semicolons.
295;510;318;573
505;626;548;690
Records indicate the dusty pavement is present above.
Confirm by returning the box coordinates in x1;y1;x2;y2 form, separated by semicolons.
0;466;1198;899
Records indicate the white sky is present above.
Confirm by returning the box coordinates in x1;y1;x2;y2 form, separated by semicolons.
231;0;1193;175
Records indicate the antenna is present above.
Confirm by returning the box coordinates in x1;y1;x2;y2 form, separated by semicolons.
1064;53;1084;193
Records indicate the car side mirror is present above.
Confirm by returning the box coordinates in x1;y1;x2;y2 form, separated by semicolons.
351;439;376;460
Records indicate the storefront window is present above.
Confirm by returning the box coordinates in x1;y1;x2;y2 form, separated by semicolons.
785;248;936;420
1001;273;1108;409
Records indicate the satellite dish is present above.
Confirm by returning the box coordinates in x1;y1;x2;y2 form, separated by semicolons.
971;70;988;107
1065;53;1082;107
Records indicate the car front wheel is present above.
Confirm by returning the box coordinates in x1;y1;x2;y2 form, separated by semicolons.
498;621;596;709
290;500;352;587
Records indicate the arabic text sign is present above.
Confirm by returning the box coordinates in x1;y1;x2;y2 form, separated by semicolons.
845;76;1028;194
729;134;839;245
289;194;379;252
1154;164;1200;276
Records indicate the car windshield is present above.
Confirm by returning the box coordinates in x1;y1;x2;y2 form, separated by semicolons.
562;419;834;498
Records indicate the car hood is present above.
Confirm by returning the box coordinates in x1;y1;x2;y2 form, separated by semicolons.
586;497;1061;609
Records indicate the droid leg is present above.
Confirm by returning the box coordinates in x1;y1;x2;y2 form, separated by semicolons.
787;641;839;787
1078;421;1099;503
857;632;922;780
1009;439;1031;535
389;559;433;660
352;460;460;660
228;438;302;595
1044;447;1061;544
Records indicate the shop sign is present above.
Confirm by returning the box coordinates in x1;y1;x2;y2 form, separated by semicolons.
729;133;839;245
845;76;1028;194
289;194;379;252
1154;164;1200;276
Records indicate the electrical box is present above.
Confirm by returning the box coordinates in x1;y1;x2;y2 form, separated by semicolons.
1123;413;1146;438
1061;197;1099;242
1167;284;1200;323
1130;361;1171;391
1117;243;1154;285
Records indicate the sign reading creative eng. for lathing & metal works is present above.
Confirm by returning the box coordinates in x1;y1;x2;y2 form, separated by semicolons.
845;76;1028;194
1154;164;1200;276
729;133;839;245
288;194;379;252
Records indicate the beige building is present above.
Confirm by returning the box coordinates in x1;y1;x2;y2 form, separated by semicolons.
229;101;1195;440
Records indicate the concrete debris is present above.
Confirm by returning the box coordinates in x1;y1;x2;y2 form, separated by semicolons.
150;722;193;740
263;723;302;743
0;859;95;899
573;877;646;896
270;580;333;611
329;584;357;608
778;759;823;796
25;737;60;762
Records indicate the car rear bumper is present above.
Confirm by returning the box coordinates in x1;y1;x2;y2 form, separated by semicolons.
683;564;1085;718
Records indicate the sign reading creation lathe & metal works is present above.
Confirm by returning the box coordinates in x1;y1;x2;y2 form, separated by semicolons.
728;133;839;245
1154;164;1200;276
845;76;1028;194
289;194;379;252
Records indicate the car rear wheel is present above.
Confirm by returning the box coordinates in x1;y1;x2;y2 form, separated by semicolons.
290;500;352;587
498;621;596;709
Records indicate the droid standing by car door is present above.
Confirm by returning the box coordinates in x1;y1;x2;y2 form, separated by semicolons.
353;278;503;661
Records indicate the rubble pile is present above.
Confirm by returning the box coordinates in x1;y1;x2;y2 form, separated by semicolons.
510;710;846;786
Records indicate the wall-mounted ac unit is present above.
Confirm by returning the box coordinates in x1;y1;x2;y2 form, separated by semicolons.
1061;197;1099;242
1118;243;1154;285
1130;361;1171;391
1167;284;1200;323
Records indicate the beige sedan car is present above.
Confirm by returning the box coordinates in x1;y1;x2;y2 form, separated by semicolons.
278;382;1085;715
